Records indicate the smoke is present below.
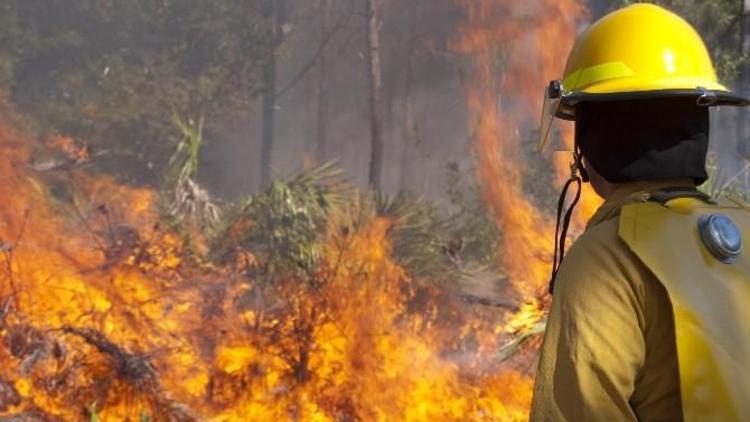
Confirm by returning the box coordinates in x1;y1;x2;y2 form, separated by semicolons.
198;0;747;206
197;1;478;200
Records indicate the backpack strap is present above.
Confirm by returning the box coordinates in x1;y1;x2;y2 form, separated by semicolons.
647;186;714;205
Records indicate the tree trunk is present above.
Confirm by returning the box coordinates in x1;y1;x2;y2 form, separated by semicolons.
737;0;750;150
738;2;750;162
366;0;385;190
260;57;277;188
315;0;332;163
260;0;287;188
398;0;421;191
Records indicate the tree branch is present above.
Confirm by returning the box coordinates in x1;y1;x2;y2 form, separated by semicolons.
275;0;357;98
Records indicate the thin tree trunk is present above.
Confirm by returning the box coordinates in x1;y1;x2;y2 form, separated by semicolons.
260;0;287;188
398;0;421;191
742;2;750;191
261;57;277;187
366;0;385;190
315;0;332;163
738;2;749;161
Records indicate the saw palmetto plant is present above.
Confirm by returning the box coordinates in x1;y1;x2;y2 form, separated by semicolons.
162;115;222;246
213;161;347;276
374;191;457;282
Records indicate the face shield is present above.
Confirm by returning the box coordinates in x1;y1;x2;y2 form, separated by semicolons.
538;80;564;151
707;106;750;196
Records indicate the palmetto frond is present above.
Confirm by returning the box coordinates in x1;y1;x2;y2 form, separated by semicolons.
212;161;348;274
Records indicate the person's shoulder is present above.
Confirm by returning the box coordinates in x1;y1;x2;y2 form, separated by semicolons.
554;215;650;300
566;215;631;263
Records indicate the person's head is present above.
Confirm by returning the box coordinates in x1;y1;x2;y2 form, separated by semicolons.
544;3;750;292
539;4;749;198
576;97;709;198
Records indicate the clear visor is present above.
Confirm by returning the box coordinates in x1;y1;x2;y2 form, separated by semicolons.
707;107;750;198
537;88;562;152
710;155;750;196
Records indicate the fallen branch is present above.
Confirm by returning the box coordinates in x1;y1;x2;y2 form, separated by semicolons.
459;293;519;312
62;326;158;393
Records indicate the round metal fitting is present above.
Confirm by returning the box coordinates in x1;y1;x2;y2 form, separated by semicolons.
698;213;742;264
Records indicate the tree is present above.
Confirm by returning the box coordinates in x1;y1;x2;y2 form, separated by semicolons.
260;0;290;188
365;0;385;190
315;0;333;163
398;0;422;191
738;1;749;158
0;1;274;185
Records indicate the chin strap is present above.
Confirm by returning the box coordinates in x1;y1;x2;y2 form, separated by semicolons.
549;148;585;294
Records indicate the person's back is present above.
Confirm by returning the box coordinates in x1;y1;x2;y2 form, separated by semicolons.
531;4;750;421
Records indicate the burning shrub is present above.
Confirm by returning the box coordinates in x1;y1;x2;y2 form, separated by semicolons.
0;104;543;419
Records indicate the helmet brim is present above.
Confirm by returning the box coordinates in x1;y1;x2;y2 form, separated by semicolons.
556;89;750;120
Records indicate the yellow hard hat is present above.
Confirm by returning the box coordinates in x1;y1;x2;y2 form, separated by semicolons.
539;3;749;146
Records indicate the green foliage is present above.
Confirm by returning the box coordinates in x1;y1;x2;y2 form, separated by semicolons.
162;115;221;240
216;162;346;276
88;403;100;422
291;163;502;284
149;113;502;286
0;0;273;184
168;115;205;187
374;191;456;281
139;410;152;422
208;159;501;286
0;2;23;85
444;162;500;266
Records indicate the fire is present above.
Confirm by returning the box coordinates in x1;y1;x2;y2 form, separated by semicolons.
450;0;603;415
49;135;91;165
0;1;605;419
0;100;539;419
452;0;596;294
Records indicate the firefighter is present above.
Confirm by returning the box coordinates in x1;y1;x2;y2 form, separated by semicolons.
531;4;750;421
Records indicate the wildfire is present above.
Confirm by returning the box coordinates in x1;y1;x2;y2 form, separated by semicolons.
450;0;602;415
49;135;91;165
0;100;538;419
0;1;605;419
452;0;596;294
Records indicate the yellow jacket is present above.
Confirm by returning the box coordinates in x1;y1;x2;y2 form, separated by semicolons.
530;179;750;421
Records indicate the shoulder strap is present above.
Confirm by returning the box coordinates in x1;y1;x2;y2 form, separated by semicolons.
647;186;714;205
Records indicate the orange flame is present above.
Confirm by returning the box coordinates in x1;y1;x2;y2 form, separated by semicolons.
450;0;602;413
452;0;591;295
0;2;606;417
49;134;91;164
0;101;537;420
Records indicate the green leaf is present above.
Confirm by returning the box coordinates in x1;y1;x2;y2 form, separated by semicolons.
88;403;100;422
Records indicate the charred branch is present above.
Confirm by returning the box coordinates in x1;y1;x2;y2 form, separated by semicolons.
61;326;158;393
459;293;519;312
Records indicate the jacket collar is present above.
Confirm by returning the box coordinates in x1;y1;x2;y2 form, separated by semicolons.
586;178;696;229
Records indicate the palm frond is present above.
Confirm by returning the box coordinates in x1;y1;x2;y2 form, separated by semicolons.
211;161;348;275
167;115;204;186
374;191;457;281
161;114;222;242
497;320;546;362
